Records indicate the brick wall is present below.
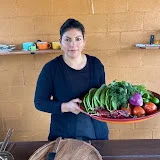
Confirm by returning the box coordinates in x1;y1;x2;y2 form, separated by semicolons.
0;0;160;141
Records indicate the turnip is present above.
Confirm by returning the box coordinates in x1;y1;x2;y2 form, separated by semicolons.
129;92;143;106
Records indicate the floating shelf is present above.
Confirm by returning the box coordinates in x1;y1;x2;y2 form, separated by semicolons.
0;49;62;55
136;44;160;49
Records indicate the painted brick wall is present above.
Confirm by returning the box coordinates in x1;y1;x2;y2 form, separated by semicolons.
0;0;160;141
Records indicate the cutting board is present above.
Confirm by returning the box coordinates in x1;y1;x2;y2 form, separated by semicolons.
28;138;102;160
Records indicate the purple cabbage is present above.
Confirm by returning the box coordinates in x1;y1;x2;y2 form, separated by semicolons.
129;92;143;106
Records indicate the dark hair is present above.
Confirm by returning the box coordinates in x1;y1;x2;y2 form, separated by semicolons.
60;18;85;39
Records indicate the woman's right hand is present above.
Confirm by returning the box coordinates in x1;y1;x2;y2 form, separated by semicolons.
61;98;82;114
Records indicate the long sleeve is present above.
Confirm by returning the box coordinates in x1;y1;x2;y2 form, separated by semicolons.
34;63;63;115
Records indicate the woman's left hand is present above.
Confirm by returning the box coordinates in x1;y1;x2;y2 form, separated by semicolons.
61;98;82;114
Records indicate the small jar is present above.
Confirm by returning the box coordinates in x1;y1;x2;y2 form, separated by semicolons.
154;40;160;44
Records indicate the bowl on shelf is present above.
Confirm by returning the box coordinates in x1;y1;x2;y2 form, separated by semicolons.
0;44;15;52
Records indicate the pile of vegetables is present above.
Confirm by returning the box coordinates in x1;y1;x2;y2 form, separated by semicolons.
81;80;160;119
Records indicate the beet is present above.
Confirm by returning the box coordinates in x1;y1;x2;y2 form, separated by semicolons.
96;107;111;118
110;110;130;119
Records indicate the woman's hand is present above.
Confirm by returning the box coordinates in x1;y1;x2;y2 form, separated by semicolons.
61;98;82;114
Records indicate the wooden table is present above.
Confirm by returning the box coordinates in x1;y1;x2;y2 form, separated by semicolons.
8;139;160;160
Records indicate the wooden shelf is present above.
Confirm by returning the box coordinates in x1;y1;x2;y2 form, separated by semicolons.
0;49;62;55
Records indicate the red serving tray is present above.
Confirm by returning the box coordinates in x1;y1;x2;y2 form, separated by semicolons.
79;91;160;124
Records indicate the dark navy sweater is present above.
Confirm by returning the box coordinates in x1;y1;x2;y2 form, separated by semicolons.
34;54;108;141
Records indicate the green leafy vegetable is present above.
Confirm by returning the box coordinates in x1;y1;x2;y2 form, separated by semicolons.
82;80;155;114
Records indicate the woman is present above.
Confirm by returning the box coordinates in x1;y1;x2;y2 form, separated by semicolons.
34;18;109;141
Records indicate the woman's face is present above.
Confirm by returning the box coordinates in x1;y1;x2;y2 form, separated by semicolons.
60;28;85;58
